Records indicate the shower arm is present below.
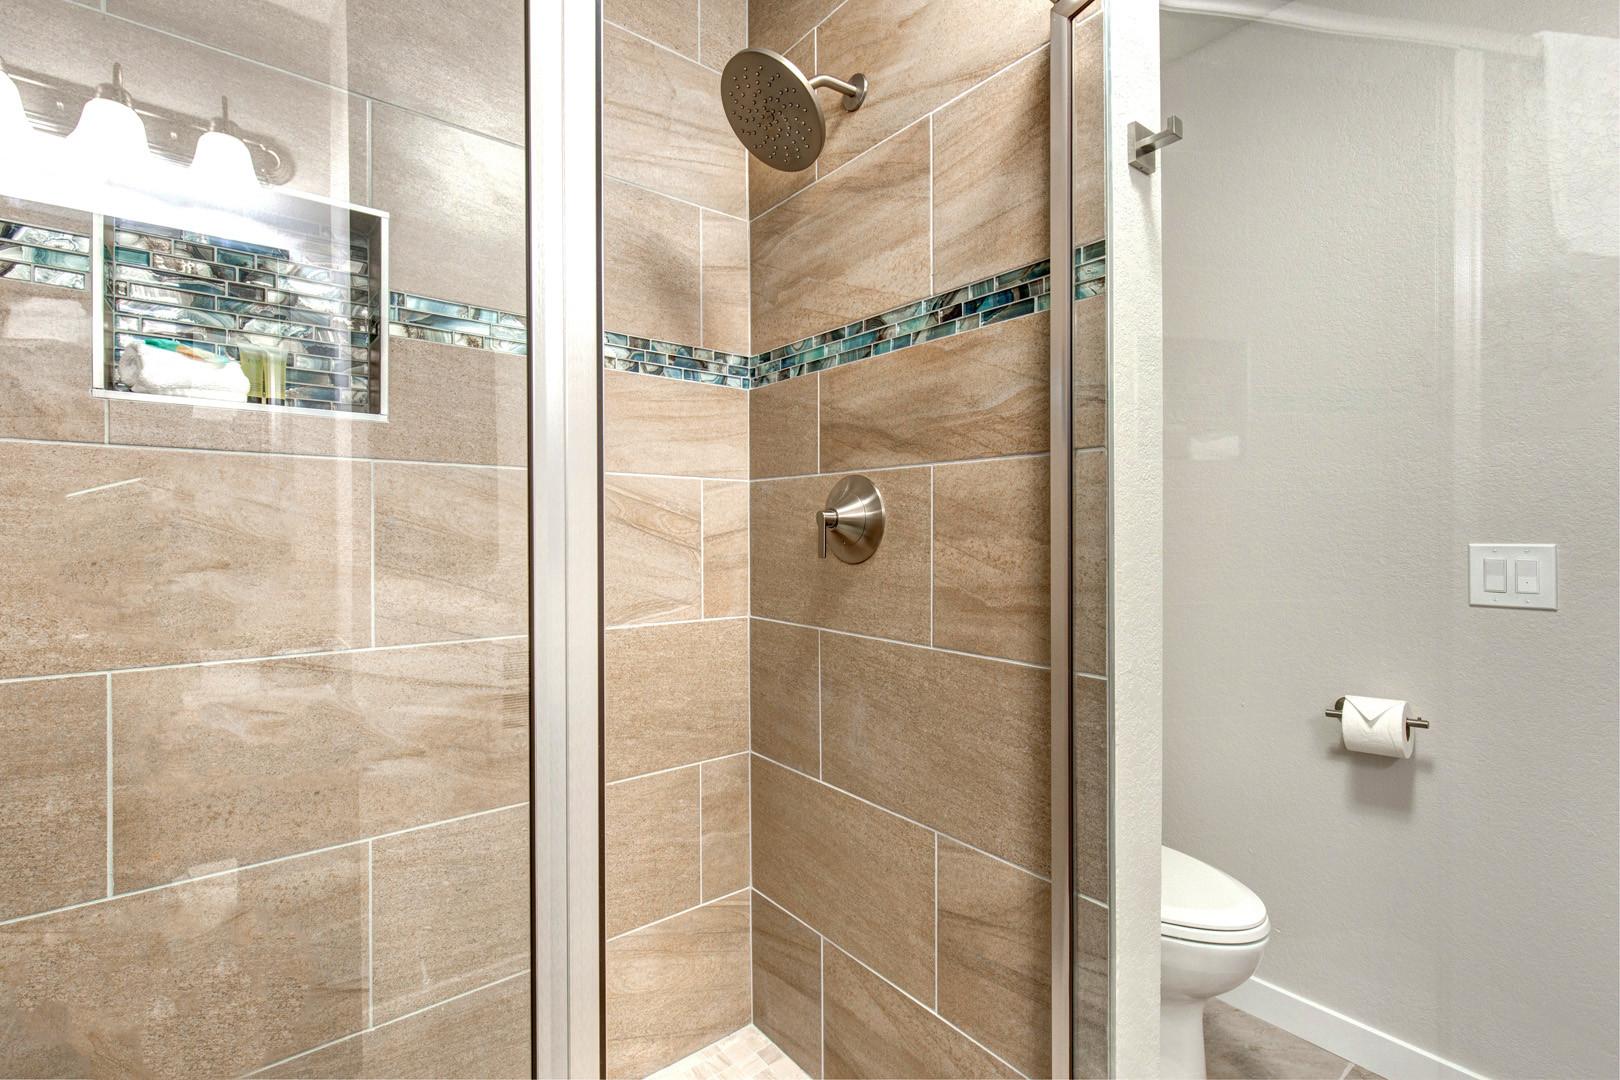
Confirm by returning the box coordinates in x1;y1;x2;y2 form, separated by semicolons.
807;72;869;112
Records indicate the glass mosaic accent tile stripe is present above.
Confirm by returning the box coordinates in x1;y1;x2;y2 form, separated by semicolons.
602;240;1106;390
0;216;528;414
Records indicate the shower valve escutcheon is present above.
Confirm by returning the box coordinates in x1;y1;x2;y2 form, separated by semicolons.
817;475;884;564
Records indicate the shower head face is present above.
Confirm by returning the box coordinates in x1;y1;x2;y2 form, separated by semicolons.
722;48;823;173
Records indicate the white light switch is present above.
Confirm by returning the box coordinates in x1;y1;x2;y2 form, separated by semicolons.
1470;544;1557;610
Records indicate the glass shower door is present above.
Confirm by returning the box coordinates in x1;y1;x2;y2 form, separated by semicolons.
0;2;533;1075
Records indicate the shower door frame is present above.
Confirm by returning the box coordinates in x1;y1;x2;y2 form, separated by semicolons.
528;0;605;1075
1050;0;1165;1076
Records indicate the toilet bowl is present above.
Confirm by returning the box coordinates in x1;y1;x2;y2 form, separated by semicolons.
1160;846;1270;1079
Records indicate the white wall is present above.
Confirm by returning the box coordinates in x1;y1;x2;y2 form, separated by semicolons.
1160;3;1619;1078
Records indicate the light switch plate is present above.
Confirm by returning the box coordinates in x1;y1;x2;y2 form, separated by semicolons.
1469;543;1557;609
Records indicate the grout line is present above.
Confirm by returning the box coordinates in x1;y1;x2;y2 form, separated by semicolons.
752;752;1050;883
605;469;751;483
0;435;527;471
604;175;747;223
104;674;112;897
606;752;744;788
0;633;527;687
761;450;1051;485
933;832;940;1009
752;614;1050;672
247;970;531;1076
604;614;748;633
603;18;725;77
697;760;706;902
0;801;530;929
754;885;1028;1080
927;114;935;292
815;632;823;778
928;466;935;646
366;840;375;1028
369;461;376;647
605;886;751;943
1337;1064;1355;1080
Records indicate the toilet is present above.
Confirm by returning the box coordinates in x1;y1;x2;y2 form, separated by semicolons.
1160;846;1270;1079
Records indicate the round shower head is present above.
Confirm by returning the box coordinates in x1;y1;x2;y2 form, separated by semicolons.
722;48;867;173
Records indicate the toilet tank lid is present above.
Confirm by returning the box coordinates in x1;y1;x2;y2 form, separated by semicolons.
1161;846;1267;933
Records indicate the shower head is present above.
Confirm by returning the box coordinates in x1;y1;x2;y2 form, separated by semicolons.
721;48;868;173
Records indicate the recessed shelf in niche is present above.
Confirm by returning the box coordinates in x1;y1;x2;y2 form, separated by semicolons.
91;190;389;419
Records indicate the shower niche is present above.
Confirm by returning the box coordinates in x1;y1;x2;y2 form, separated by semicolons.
90;190;389;417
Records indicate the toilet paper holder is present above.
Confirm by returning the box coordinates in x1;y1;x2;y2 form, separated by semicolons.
1324;697;1430;733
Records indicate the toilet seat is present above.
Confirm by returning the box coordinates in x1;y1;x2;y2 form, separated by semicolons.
1160;846;1270;945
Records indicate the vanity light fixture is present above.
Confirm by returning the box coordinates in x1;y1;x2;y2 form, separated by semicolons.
66;63;149;160
190;96;262;205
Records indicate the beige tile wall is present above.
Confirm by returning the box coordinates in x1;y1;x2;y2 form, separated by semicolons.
0;0;531;1073
737;5;1109;1075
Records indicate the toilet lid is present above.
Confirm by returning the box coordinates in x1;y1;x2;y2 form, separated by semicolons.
1161;846;1268;941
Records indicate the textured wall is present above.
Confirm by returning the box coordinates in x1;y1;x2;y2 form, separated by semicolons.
1161;6;1619;1078
0;0;530;1075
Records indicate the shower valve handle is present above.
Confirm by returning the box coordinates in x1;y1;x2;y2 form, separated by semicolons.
816;475;884;564
817;508;839;559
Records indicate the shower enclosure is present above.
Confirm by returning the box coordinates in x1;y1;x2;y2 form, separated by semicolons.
0;0;533;1075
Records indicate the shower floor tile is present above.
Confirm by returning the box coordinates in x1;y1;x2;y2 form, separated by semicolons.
647;1025;810;1080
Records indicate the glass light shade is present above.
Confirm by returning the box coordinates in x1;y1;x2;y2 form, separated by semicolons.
189;129;261;203
66;95;151;160
0;68;28;143
0;70;37;199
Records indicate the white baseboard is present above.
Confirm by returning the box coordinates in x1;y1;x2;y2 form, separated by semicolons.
1219;977;1489;1080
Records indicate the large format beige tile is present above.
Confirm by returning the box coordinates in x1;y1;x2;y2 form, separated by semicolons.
750;374;820;479
106;0;524;142
7;0;363;201
752;757;934;1002
747;37;818;217
704;480;750;617
605;475;703;626
937;840;1051;1078
263;975;530;1079
607;894;752;1078
1074;450;1108;675
0;677;105;921
605;181;702;345
749;619;821;775
751;123;931;352
1074;291;1107;449
371;807;529;1023
819;313;1048;471
0;277;100;443
698;0;745;69
932;49;1048;290
752;892;823;1077
820;634;1049;874
1073;13;1106;246
822;944;1018;1080
0;848;367;1077
815;0;1049;173
109;337;528;467
604;370;749;478
747;0;841;53
933;455;1050;664
374;463;527;645
1075;675;1109;903
605;0;698;61
750;468;932;643
605;619;749;781
701;753;750;900
605;24;747;217
0;442;369;680
110;639;528;891
606;767;700;937
366;102;525;313
702;211;753;354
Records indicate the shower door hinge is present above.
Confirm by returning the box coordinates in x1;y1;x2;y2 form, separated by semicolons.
1128;115;1183;174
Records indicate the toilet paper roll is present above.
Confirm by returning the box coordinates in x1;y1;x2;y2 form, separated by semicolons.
1340;695;1415;758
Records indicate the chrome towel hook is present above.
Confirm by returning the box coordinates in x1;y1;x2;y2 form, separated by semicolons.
1128;116;1183;174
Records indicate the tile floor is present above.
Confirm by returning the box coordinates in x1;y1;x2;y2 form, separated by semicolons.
648;1003;1382;1080
648;1025;810;1080
1206;1001;1385;1080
